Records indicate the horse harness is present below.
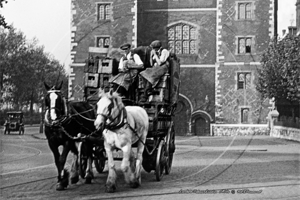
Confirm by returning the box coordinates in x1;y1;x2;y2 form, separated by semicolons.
97;97;152;154
45;89;97;140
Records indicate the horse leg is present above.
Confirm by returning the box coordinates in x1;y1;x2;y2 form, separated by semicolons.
105;142;117;193
84;142;94;184
135;137;146;186
57;143;71;190
70;142;80;184
121;143;138;188
48;142;65;190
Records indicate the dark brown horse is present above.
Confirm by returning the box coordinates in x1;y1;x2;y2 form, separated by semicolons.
44;82;96;190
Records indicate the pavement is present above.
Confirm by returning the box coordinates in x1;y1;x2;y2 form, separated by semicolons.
28;132;300;200
31;132;47;140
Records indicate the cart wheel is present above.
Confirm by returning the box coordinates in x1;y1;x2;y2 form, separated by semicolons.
155;140;166;181
165;122;175;175
94;146;106;173
79;143;88;179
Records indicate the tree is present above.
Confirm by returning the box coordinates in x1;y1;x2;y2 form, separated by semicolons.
257;35;300;103
0;26;68;112
0;0;12;29
0;26;26;106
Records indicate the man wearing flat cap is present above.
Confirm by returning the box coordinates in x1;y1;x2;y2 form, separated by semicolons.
109;43;144;98
139;40;170;102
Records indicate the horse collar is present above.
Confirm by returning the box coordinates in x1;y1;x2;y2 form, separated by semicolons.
106;107;127;130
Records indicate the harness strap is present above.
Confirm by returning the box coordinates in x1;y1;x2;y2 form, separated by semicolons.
106;107;127;130
104;107;154;155
124;123;155;155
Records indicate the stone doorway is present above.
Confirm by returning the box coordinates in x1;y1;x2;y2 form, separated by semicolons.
192;111;212;136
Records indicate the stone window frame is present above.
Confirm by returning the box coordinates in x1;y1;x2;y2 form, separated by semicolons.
235;1;255;20
235;35;256;55
167;20;200;55
236;71;252;90
95;35;111;48
96;2;112;21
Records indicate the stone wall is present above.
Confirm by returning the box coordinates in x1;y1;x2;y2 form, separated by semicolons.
271;126;300;142
211;124;269;136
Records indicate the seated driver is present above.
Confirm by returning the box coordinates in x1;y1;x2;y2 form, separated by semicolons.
139;40;170;102
109;43;144;98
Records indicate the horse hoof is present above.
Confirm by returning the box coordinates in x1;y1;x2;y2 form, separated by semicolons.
105;184;116;193
56;183;66;191
61;169;69;187
71;176;79;184
129;181;140;188
85;177;92;184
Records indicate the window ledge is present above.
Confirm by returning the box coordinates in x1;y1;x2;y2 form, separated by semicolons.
236;19;255;21
236;53;256;56
97;19;111;22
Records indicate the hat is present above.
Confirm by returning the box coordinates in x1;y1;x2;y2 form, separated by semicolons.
120;43;131;50
150;40;162;48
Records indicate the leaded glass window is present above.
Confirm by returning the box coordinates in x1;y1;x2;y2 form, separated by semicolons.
237;72;251;89
238;37;253;54
238;38;245;54
245;3;252;19
96;37;110;48
98;4;111;20
168;23;197;54
238;4;245;19
238;2;253;20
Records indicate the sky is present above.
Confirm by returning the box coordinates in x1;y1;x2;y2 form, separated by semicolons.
0;0;298;73
1;0;71;72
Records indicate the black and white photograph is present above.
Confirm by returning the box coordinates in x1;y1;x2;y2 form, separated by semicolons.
0;0;300;199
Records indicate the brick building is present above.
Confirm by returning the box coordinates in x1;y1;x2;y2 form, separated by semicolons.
69;0;277;136
297;0;300;34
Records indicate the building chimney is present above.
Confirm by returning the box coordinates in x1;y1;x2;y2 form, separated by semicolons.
282;29;286;36
288;26;297;36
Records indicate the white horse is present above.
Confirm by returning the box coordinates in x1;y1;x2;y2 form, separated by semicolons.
94;90;149;193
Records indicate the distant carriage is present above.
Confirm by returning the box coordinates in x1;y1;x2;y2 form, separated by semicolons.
83;45;180;187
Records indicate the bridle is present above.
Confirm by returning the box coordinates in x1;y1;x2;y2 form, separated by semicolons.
45;89;68;126
96;96;127;130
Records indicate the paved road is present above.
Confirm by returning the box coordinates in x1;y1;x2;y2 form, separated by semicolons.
0;126;299;200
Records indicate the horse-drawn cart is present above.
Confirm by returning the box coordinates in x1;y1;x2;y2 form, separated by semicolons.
83;46;180;182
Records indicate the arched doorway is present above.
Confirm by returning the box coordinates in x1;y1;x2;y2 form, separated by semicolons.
191;111;212;136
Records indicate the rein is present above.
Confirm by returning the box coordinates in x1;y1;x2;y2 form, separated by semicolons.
69;105;95;122
45;104;97;140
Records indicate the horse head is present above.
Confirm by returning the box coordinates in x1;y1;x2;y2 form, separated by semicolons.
94;89;125;132
44;81;67;125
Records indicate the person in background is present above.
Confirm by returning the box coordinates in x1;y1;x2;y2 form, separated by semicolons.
109;43;144;98
139;40;170;102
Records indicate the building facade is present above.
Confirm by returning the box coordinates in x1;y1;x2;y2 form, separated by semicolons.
297;0;300;34
69;0;277;135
